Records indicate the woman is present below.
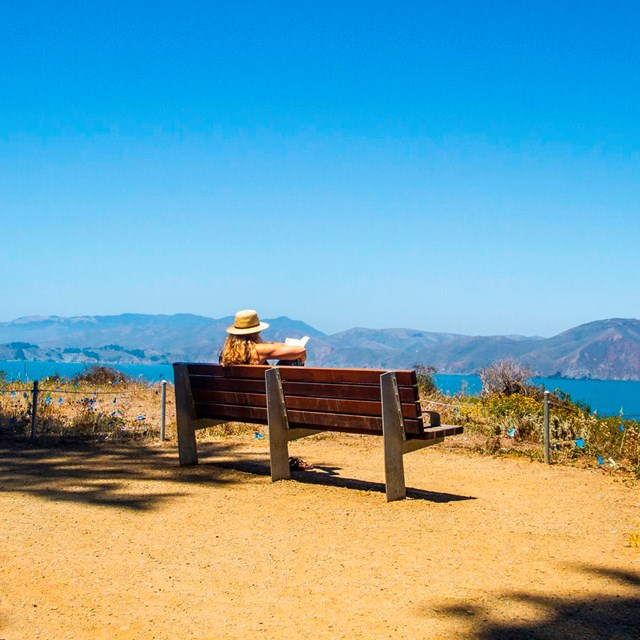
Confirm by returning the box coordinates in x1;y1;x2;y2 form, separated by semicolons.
219;309;306;366
219;309;312;470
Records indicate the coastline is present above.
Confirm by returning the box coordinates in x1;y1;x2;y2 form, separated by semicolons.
1;360;640;418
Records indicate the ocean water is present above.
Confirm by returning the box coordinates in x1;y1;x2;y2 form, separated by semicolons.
435;374;640;418
0;361;173;384
1;361;639;418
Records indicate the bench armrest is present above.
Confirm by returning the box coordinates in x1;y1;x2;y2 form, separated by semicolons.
423;410;441;427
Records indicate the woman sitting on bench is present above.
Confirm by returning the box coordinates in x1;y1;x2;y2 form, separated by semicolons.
219;309;313;471
219;309;307;366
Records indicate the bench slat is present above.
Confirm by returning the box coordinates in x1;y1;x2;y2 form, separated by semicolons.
193;402;269;424
287;410;424;436
192;390;266;409
277;366;417;386
186;363;268;379
417;424;465;439
190;377;267;394
182;363;417;387
192;389;420;419
281;380;417;403
179;362;416;386
287;397;420;420
189;377;417;403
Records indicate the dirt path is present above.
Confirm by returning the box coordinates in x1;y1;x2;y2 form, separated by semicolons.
1;435;638;639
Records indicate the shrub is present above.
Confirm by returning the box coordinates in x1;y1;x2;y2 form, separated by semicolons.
479;359;538;397
414;363;437;396
41;373;64;384
71;365;131;385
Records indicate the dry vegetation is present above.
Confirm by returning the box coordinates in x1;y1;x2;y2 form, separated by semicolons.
0;366;177;443
418;360;640;478
1;362;638;479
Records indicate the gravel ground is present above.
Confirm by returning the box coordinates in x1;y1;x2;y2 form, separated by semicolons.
1;434;638;639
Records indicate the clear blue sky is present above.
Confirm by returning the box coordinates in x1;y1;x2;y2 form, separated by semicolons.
2;1;639;336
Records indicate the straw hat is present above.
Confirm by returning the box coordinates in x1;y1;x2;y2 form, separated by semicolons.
226;309;270;335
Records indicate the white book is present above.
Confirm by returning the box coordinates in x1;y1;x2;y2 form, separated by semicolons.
284;336;310;347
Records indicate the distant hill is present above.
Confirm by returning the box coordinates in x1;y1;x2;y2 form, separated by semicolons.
0;314;326;364
311;318;640;379
1;315;640;380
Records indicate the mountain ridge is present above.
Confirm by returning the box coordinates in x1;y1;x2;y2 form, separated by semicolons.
1;315;639;380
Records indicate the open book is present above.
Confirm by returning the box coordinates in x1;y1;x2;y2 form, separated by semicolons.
284;336;310;347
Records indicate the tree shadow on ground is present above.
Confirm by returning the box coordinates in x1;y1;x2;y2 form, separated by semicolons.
0;435;268;511
1;435;475;509
433;565;640;640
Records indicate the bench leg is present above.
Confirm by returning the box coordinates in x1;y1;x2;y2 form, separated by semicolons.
177;421;198;466
381;372;407;501
174;364;198;466
266;368;291;481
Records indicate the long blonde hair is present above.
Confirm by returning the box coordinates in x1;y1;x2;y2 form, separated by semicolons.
219;333;263;366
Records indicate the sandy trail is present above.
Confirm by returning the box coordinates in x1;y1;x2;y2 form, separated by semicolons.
1;434;638;639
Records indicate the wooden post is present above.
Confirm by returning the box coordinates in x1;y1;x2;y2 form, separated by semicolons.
160;380;167;441
266;367;291;481
381;372;407;501
544;390;550;464
173;365;198;465
30;380;39;442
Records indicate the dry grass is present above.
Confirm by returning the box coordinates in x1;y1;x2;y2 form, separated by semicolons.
0;378;177;442
1;377;638;482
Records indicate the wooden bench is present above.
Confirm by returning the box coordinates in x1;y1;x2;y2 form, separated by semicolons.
173;363;463;501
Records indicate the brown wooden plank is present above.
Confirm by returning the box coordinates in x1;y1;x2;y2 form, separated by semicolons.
180;362;418;387
289;423;382;437
287;410;424;436
276;367;417;386
410;424;464;440
186;363;268;380
193;402;268;424
281;380;417;403
285;396;382;416
288;410;383;433
192;389;267;407
285;396;420;419
190;376;267;394
276;366;382;384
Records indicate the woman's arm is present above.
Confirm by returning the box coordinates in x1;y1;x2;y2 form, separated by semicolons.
255;342;307;364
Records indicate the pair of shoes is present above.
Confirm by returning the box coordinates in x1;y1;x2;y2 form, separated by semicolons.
289;456;314;471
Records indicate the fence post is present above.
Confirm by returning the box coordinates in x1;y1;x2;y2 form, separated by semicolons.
160;380;167;441
543;390;550;464
30;380;39;442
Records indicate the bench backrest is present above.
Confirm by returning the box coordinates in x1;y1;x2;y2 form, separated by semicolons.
174;363;425;436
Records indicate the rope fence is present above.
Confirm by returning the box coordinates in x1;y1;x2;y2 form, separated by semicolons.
421;389;639;469
2;376;637;472
0;379;171;443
